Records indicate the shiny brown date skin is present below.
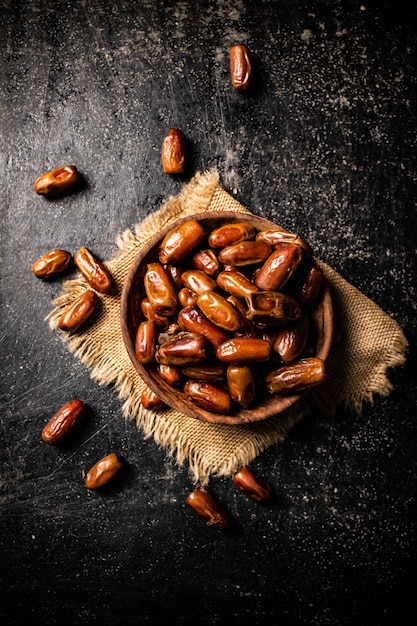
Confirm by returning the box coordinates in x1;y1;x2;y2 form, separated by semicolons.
256;229;313;258
227;365;256;408
197;290;242;332
34;165;80;196
178;287;199;308
254;243;303;292
164;263;185;291
208;222;256;248
296;259;324;305
233;467;272;501
216;270;259;299
85;453;123;490
58;290;98;333
42;399;85;444
158;364;182;387
32;249;72;279
216;337;271;364
161;128;186;174
182;362;227;382
159;219;206;265
272;314;309;364
141;385;165;410
245;291;301;326
266;357;326;394
74;247;112;293
183;381;231;414
191;248;220;275
181;269;217;295
187;486;231;530
230;44;252;93
177;306;229;349
135;320;157;364
144;262;178;317
218;240;272;266
140;298;170;328
156;332;206;366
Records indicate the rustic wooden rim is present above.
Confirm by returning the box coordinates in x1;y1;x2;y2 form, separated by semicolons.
120;212;334;425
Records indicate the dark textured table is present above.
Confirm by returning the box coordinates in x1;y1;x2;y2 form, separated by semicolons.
1;1;416;624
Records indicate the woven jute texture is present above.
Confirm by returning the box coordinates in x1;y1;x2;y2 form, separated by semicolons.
47;170;409;484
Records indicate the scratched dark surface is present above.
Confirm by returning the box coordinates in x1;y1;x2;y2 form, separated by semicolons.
1;1;416;624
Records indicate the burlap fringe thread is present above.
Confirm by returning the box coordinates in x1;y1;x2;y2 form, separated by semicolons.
47;170;409;485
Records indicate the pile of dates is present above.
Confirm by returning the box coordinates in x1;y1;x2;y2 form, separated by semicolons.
136;218;327;414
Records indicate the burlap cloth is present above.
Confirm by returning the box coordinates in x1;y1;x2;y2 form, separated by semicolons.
47;170;408;484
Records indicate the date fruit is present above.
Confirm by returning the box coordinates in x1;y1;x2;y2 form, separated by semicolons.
233;467;271;501
161;128;186;174
230;44;252;93
187;486;231;529
208;222;256;248
32;249;72;279
85;453;123;490
144;263;178;317
141;385;165;410
266;357;326;394
183;380;231;414
58;290;98;333
227;365;256;408
42;399;85;444
135;320;157;364
216;337;271;364
74;247;112;293
34;165;80;196
159;219;206;265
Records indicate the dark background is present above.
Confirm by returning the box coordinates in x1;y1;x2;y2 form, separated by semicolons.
1;1;416;624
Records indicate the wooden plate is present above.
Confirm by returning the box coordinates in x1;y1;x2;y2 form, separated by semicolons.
120;211;333;425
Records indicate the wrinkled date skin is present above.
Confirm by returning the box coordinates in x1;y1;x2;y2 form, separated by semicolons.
144;263;178;316
233;467;272;501
135;320;157;364
58;290;99;333
254;243;303;292
178;306;228;348
134;218;329;415
187;486;231;530
230;44;252;93
42;399;85;444
34;165;80;196
32;249;72;279
217;337;271;364
156;332;206;366
141;385;165;410
161;128;186;174
208;222;256;248
85;453;123;490
159;219;206;265
272;314;309;364
217;270;259;299
245;291;301;326
197;290;242;332
183;380;231;414
181;269;217;295
266;357;326;394
191;249;220;275
74;247;112;293
218;240;272;266
227;365;256;408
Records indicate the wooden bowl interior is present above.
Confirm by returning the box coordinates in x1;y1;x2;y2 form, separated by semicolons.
120;212;333;425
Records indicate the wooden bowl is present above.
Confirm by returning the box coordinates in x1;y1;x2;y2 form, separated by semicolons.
120;211;333;425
